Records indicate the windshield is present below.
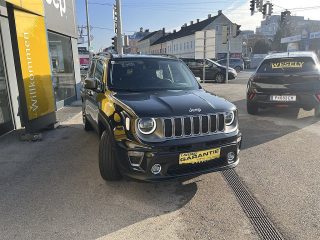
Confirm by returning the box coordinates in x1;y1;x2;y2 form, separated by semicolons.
257;57;318;74
109;58;199;91
207;59;222;67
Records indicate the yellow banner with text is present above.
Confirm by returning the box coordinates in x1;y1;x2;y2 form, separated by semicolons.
6;0;44;16
14;9;55;120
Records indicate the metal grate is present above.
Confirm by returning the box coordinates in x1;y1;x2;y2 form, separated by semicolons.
163;114;225;139
223;169;285;240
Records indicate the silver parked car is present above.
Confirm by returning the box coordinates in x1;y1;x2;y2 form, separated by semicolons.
217;58;244;72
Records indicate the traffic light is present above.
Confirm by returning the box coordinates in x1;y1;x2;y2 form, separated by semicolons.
281;11;285;23
250;0;255;15
262;3;267;18
268;3;273;15
111;36;117;50
281;10;291;24
113;4;118;34
232;24;241;38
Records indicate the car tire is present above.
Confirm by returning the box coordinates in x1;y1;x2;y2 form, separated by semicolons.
216;73;225;83
82;105;93;131
315;105;320;118
99;129;122;181
235;66;242;73
247;101;259;115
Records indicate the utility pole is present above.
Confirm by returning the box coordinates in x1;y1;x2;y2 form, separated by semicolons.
85;0;91;51
202;31;207;83
115;0;123;54
225;26;230;84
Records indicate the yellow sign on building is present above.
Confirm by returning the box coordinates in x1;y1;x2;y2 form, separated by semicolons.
14;9;55;120
6;0;44;16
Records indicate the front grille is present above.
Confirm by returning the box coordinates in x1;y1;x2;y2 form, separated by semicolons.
167;158;226;175
163;114;225;139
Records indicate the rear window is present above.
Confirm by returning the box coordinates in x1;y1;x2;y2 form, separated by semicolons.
257;57;317;73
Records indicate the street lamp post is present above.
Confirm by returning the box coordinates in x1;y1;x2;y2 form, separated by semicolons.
85;0;91;51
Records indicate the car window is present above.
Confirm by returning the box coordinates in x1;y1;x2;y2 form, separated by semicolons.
109;58;199;91
188;60;203;67
257;57;317;73
88;60;96;78
94;60;104;82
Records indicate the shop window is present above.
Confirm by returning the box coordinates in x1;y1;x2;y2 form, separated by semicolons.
48;32;76;103
0;40;14;135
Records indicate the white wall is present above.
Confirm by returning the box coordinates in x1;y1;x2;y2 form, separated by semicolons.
204;14;242;57
137;39;150;54
167;35;195;58
150;43;162;54
71;38;81;100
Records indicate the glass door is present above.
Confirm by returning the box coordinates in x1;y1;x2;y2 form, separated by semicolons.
0;33;14;136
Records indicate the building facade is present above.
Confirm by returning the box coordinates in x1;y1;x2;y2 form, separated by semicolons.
137;29;166;54
256;15;320;41
146;11;242;60
125;28;151;54
0;0;80;136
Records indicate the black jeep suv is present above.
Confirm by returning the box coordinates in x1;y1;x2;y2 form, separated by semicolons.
247;52;320;117
82;53;242;181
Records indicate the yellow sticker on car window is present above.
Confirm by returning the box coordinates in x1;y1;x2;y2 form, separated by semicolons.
271;62;304;69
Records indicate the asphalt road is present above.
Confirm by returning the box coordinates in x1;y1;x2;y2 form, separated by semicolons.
1;71;320;240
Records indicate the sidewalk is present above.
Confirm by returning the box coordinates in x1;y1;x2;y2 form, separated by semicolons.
0;102;258;240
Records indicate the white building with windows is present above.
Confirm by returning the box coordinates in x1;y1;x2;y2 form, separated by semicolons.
137;29;166;54
148;11;242;59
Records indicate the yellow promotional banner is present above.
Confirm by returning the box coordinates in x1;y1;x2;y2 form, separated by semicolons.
6;0;44;16
14;9;55;120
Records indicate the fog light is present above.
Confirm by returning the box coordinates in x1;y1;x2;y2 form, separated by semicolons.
151;164;161;175
227;152;235;163
128;151;144;167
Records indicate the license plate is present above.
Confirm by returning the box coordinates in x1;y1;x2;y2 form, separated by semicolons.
270;95;296;102
179;148;221;165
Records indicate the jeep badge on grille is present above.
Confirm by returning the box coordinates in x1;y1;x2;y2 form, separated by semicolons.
189;108;202;113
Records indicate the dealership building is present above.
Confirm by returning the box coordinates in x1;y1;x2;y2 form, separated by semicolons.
0;0;81;136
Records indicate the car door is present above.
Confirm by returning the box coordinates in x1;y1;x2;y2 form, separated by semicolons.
87;59;105;125
188;59;202;77
205;60;216;79
84;59;96;122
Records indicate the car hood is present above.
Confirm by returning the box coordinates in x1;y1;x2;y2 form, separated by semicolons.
113;89;235;118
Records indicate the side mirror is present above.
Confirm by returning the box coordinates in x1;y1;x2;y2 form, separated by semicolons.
85;78;97;90
195;77;201;83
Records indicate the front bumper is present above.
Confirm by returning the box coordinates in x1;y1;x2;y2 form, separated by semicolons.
116;133;242;181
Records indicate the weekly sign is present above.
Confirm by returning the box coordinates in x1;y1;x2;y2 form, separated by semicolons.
14;9;55;120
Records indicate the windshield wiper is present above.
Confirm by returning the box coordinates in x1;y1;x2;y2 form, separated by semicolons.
110;88;142;92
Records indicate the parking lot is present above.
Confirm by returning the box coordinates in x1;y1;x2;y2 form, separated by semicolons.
1;70;320;240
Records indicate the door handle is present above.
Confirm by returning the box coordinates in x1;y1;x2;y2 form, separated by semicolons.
88;90;93;96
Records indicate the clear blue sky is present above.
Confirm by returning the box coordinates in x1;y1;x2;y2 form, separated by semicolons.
75;0;320;51
76;0;247;51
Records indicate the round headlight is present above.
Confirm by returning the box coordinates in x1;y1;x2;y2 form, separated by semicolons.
138;118;156;135
225;111;235;126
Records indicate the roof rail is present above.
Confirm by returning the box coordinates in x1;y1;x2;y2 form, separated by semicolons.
148;54;178;59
